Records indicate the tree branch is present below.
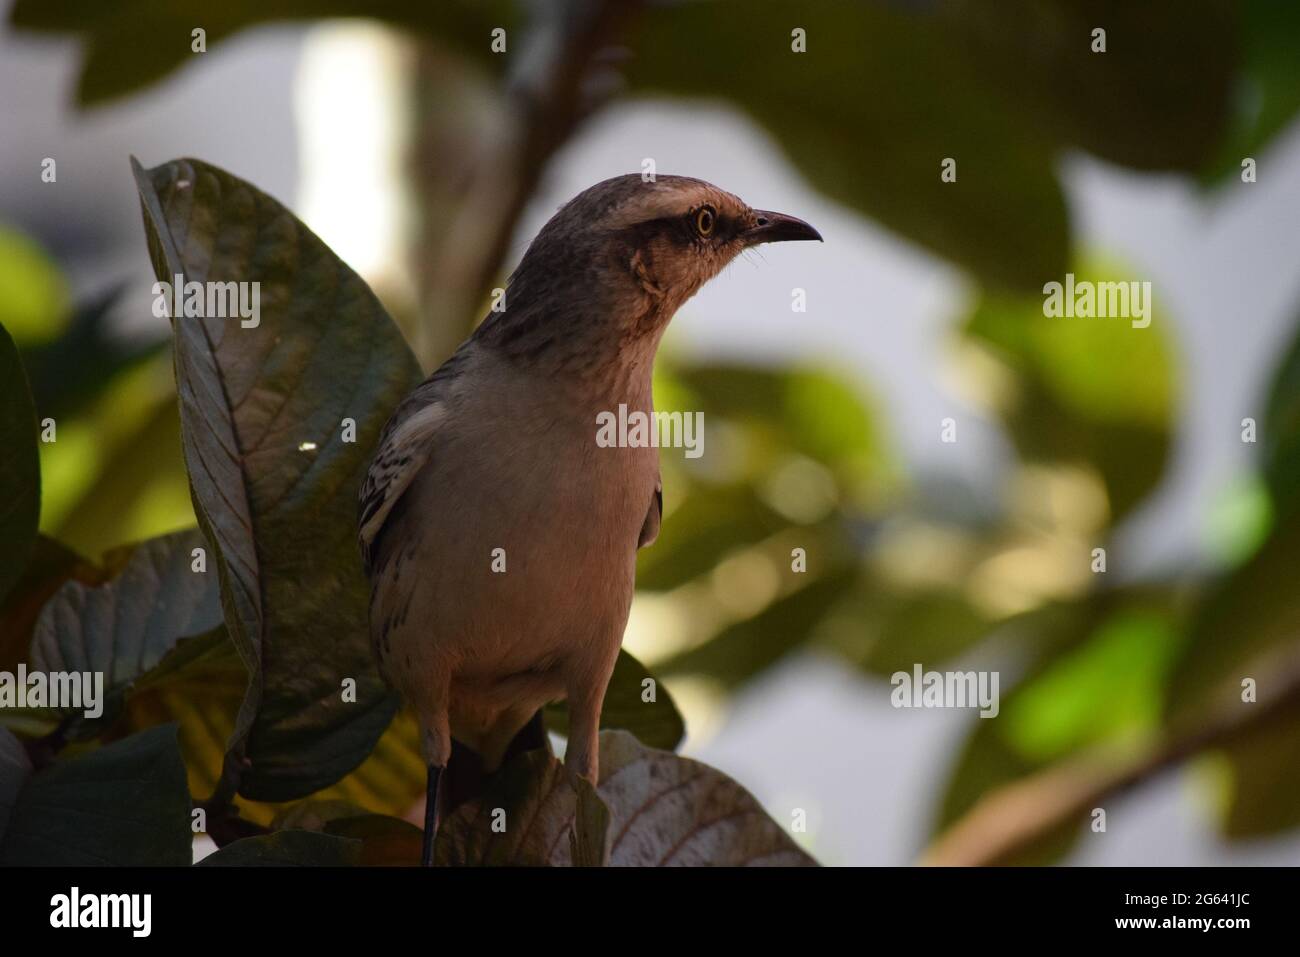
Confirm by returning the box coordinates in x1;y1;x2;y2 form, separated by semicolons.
408;0;644;367
921;662;1300;865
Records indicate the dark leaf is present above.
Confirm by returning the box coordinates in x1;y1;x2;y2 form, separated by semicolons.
1166;301;1300;721
124;669;427;828
1221;707;1300;839
271;800;427;861
1162;305;1300;834
1262;305;1300;519
0;320;40;607
626;1;1238;288
326;814;424;866
1166;516;1300;838
439;730;812;866
0;724;192;865
132;155;423;801
311;709;427;820
436;748;606;866
17;529;223;735
626;1;1068;291
1192;310;1300;837
0;729;32;839
119;628;247;803
598;729;811;866
0;536;106;676
1167;521;1300;721
198;829;361;866
943;0;1235;171
1200;0;1300;183
10;1;513;107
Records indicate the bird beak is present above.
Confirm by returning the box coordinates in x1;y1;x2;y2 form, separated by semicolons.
743;210;823;246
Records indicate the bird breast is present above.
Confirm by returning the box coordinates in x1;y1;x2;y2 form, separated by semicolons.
382;348;658;688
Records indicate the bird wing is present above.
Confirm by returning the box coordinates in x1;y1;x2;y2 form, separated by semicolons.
357;352;467;575
638;475;663;549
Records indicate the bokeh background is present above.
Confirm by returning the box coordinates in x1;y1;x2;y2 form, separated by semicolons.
2;0;1299;864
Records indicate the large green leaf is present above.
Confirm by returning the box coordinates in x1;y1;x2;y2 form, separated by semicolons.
13;529;223;735
132;156;423;802
0;321;40;607
0;724;192;865
438;730;813;866
545;649;685;751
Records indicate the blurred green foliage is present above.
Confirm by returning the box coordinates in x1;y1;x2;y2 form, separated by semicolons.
2;0;1300;865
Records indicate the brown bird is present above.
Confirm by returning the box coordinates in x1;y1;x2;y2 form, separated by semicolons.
357;174;820;864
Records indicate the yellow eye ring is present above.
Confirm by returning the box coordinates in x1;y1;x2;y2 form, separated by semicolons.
695;206;716;236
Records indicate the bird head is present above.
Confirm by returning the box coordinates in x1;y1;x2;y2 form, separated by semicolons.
572;174;821;303
480;174;821;378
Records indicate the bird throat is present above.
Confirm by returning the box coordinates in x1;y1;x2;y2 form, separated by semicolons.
480;280;676;401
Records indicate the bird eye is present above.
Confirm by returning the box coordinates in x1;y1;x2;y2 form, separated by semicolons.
694;206;716;237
